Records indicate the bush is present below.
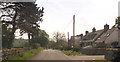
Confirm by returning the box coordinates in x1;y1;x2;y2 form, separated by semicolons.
62;46;72;51
112;49;120;62
8;47;44;60
73;45;81;52
31;43;40;49
63;50;85;56
111;41;119;48
94;43;108;48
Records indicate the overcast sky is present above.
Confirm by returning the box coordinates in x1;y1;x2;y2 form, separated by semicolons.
16;0;120;39
35;0;120;38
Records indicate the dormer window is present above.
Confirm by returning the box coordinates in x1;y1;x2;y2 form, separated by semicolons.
98;38;100;40
104;33;110;37
106;34;110;37
115;24;118;27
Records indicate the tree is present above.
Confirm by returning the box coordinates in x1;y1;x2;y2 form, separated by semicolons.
0;2;44;48
2;23;13;48
56;39;68;49
53;32;67;49
53;32;66;45
31;29;49;48
47;40;56;49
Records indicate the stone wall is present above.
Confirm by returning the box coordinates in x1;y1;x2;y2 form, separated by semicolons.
79;48;106;55
105;48;120;61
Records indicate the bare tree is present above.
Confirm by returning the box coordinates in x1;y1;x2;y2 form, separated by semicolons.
53;32;66;44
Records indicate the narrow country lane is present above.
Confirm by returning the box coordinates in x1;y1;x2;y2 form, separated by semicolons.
31;49;69;60
30;49;104;60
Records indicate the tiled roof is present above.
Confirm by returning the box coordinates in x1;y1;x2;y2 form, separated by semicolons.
80;29;104;42
80;40;93;42
83;33;97;40
95;27;117;43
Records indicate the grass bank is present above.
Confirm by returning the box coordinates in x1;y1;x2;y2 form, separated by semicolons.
7;47;44;60
63;50;86;56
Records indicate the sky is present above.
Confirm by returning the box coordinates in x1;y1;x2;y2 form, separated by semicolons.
34;0;120;39
14;0;120;39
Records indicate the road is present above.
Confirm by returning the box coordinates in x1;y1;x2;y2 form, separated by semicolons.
31;49;104;60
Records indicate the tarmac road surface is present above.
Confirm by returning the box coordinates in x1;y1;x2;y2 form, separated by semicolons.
30;49;104;60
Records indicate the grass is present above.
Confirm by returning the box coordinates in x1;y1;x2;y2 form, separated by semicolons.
84;60;112;62
7;47;44;61
84;59;112;62
63;50;86;56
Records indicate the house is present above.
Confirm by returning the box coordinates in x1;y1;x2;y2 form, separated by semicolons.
69;18;120;47
69;34;83;46
94;19;120;47
80;28;104;47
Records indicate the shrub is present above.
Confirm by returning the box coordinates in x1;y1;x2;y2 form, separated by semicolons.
112;49;120;62
94;43;108;48
73;45;81;52
63;46;72;51
63;50;85;56
111;41;119;48
31;43;40;49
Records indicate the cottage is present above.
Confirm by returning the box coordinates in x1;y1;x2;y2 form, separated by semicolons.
69;18;120;47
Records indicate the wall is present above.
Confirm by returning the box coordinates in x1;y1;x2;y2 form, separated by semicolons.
79;48;106;55
105;48;120;61
118;29;120;47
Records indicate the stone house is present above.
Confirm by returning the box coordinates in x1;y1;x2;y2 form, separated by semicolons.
69;18;120;47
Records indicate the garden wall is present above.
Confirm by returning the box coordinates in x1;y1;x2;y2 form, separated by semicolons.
105;48;120;61
79;48;106;55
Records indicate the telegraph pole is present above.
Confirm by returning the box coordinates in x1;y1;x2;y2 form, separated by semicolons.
118;17;120;47
118;1;120;47
68;32;69;46
73;15;75;47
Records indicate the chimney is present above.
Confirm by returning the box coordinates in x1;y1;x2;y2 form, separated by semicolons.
80;34;83;39
115;18;118;24
118;17;120;47
104;24;109;32
85;31;89;35
92;27;96;32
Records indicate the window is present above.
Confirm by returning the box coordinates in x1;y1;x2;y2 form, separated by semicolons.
98;38;100;40
104;33;110;37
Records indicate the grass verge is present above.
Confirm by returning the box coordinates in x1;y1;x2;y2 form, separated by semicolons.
7;47;44;60
84;60;111;62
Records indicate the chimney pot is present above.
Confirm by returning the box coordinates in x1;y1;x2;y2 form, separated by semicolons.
92;27;96;32
104;24;109;32
85;31;89;35
80;34;83;39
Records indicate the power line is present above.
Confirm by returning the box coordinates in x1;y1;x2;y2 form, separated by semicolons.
62;18;73;32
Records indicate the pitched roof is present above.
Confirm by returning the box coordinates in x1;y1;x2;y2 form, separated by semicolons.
80;40;93;42
95;27;117;43
80;29;104;42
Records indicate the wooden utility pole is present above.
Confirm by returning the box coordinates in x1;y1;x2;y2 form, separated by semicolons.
118;17;120;47
68;32;69;46
73;15;75;47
